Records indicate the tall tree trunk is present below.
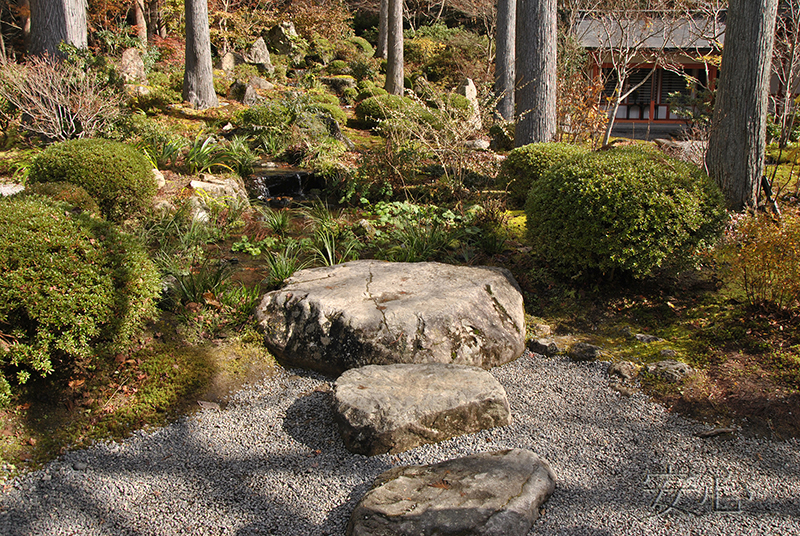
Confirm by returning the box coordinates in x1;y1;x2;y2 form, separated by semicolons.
147;0;167;42
183;0;218;109
133;0;148;45
707;0;779;210
28;0;87;57
495;0;515;120
514;0;557;146
376;0;388;59
384;0;404;95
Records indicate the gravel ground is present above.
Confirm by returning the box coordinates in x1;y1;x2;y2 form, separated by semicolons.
0;351;798;535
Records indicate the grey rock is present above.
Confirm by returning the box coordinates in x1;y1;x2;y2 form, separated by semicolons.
228;80;266;105
152;168;166;189
318;113;354;150
0;183;24;197
242;85;261;106
152;199;174;216
610;382;636;397
248;76;274;90
71;462;87;471
268;22;303;56
357;219;376;236
646;359;694;383
119;48;146;84
608;360;639;381
218;51;242;72
347;449;555;536
635;333;664;343
532;323;552;337
242;37;274;75
456;77;481;129
190;174;249;204
464;139;491;150
333;363;511;456
567;342;603;361
255;260;526;375
527;338;561;356
320;75;356;94
660;349;677;357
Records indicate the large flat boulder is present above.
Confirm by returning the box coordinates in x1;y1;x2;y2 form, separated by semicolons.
334;363;511;455
255;260;525;375
347;449;556;536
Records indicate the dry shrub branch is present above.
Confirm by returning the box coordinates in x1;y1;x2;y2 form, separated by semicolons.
0;55;121;142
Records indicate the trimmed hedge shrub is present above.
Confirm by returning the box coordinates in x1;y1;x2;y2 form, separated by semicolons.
355;94;439;129
0;196;161;404
355;94;410;127
28;139;156;222
23;181;101;215
525;145;726;279
498;142;589;207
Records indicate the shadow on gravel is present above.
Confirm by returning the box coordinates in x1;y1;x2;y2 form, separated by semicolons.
0;413;388;535
283;389;342;452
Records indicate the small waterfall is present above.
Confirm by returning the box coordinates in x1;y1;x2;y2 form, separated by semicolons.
245;168;324;207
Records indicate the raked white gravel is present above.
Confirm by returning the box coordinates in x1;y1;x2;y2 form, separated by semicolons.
0;351;798;535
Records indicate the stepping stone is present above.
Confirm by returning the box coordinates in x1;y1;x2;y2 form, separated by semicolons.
334;363;511;456
255;260;526;375
347;449;556;536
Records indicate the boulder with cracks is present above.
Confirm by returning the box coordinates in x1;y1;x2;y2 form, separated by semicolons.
255;260;526;375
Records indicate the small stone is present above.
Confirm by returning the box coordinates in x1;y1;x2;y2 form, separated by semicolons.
608;360;640;381
610;383;636;397
72;461;88;471
152;168;166;189
464;139;490;150
635;333;664;343
660;349;677;357
528;338;560;356
646;359;694;383
567;342;603;361
532;323;552;337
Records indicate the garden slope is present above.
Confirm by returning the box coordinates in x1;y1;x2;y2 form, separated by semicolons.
0;351;797;535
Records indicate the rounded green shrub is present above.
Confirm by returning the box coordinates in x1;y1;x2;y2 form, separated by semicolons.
28;139;157;222
356;85;388;102
525;145;726;279
498;142;589;207
23;181;101;215
347;36;374;57
0;196;161;402
355;94;410;127
355;94;439;130
326;59;350;75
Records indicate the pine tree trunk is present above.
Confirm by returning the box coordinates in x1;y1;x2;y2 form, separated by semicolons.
376;0;388;60
495;0;516;121
385;0;404;95
706;0;779;210
183;0;218;109
28;0;87;57
514;0;557;146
